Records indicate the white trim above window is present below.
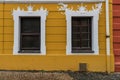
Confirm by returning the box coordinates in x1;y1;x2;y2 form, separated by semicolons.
12;5;48;55
59;3;102;55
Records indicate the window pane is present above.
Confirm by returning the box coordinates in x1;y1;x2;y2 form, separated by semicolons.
72;18;89;26
72;41;80;47
81;33;89;40
80;18;89;25
72;34;80;40
21;17;40;33
20;17;41;53
81;40;90;48
80;27;88;32
72;26;80;32
21;35;40;49
72;17;92;52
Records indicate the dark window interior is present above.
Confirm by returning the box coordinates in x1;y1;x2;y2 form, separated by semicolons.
19;17;40;53
72;17;94;53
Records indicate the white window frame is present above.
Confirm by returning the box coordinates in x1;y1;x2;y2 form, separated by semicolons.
59;3;102;55
12;6;48;55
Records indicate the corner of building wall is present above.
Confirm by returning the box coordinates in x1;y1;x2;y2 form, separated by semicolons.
110;53;115;72
106;54;114;73
110;0;114;72
105;0;114;73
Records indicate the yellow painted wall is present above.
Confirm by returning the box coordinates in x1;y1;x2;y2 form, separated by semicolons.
109;0;114;72
0;2;114;72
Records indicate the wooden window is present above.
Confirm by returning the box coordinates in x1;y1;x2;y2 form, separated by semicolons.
19;17;40;53
72;17;94;53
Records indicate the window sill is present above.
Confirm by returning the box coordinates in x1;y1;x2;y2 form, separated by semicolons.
13;50;46;55
66;53;99;55
72;50;94;53
13;53;46;55
67;50;99;55
18;50;40;53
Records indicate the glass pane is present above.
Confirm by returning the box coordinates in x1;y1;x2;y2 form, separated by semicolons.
21;17;40;33
72;41;78;47
81;40;90;48
80;18;88;26
72;34;80;40
81;33;89;40
72;17;89;26
72;19;80;25
72;26;80;32
21;35;40;50
80;27;88;32
72;17;92;51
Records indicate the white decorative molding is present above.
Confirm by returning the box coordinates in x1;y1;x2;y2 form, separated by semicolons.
59;3;102;15
0;0;105;3
12;5;48;55
59;3;102;55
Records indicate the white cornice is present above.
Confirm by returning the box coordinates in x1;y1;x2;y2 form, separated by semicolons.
0;0;105;3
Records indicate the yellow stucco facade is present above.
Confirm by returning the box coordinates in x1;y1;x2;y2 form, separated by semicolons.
0;0;114;72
